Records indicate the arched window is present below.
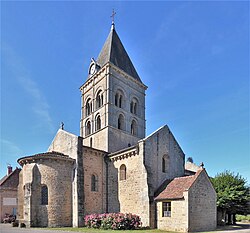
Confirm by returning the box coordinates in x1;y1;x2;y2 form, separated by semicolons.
90;137;93;147
115;90;124;108
86;99;92;116
130;102;133;113
119;95;122;108
96;115;101;131
41;185;48;205
162;157;166;173
134;102;137;115
162;155;169;173
115;93;119;106
130;98;138;115
86;121;91;136
118;114;125;130
131;120;137;136
96;90;103;109
120;164;126;181
91;174;98;191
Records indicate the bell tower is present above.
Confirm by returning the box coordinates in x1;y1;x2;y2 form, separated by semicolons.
80;23;147;153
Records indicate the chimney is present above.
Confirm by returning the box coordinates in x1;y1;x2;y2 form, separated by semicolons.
7;165;12;175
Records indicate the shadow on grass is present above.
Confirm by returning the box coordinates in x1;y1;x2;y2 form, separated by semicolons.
212;223;250;232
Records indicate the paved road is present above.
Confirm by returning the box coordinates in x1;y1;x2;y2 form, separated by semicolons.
213;223;250;233
0;223;250;233
0;224;73;233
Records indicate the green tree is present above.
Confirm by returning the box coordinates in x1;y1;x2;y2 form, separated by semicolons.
211;171;250;225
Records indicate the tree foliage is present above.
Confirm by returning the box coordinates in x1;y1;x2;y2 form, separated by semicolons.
211;171;250;214
186;157;194;163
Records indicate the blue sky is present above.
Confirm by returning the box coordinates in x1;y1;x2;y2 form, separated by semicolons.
1;1;249;182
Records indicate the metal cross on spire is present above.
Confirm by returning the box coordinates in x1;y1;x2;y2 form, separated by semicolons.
110;9;116;28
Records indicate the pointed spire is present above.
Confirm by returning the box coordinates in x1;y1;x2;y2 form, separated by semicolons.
95;24;142;83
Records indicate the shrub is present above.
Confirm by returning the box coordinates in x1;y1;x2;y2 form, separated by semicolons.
11;221;18;227
20;222;26;228
236;214;250;222
84;213;141;230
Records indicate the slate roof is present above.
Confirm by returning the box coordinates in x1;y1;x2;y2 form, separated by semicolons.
155;169;203;201
95;25;142;83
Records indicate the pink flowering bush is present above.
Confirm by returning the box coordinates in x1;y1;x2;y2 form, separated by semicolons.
84;213;141;230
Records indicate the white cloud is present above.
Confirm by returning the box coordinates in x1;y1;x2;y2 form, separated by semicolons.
0;139;23;159
2;42;55;132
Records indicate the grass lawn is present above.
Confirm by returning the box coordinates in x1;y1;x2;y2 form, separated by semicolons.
45;223;250;233
46;228;176;233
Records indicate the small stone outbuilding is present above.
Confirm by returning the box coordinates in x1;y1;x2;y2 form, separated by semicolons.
155;168;217;232
0;166;21;222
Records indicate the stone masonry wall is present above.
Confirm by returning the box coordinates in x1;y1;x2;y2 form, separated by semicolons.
80;66;108;140
107;161;120;213
109;144;150;227
108;66;146;140
188;170;217;232
83;127;108;151
81;63;146;153
83;147;107;215
0;168;20;222
48;129;84;227
185;161;200;173
20;163;34;226
144;126;185;194
143;125;185;227
157;194;189;232
48;129;79;157
0;189;18;221
19;156;74;227
108;127;140;153
17;170;24;221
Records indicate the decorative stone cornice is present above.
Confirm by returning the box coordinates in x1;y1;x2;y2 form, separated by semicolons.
80;62;147;93
82;145;108;155
108;146;139;162
108;63;147;90
80;66;107;93
17;151;75;166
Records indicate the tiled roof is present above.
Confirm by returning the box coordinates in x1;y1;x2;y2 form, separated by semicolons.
94;26;142;83
0;168;21;186
155;169;203;201
0;175;7;186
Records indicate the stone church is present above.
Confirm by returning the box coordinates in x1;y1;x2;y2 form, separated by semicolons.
17;22;217;232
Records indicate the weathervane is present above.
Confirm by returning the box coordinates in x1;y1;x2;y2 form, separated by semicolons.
110;9;116;27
